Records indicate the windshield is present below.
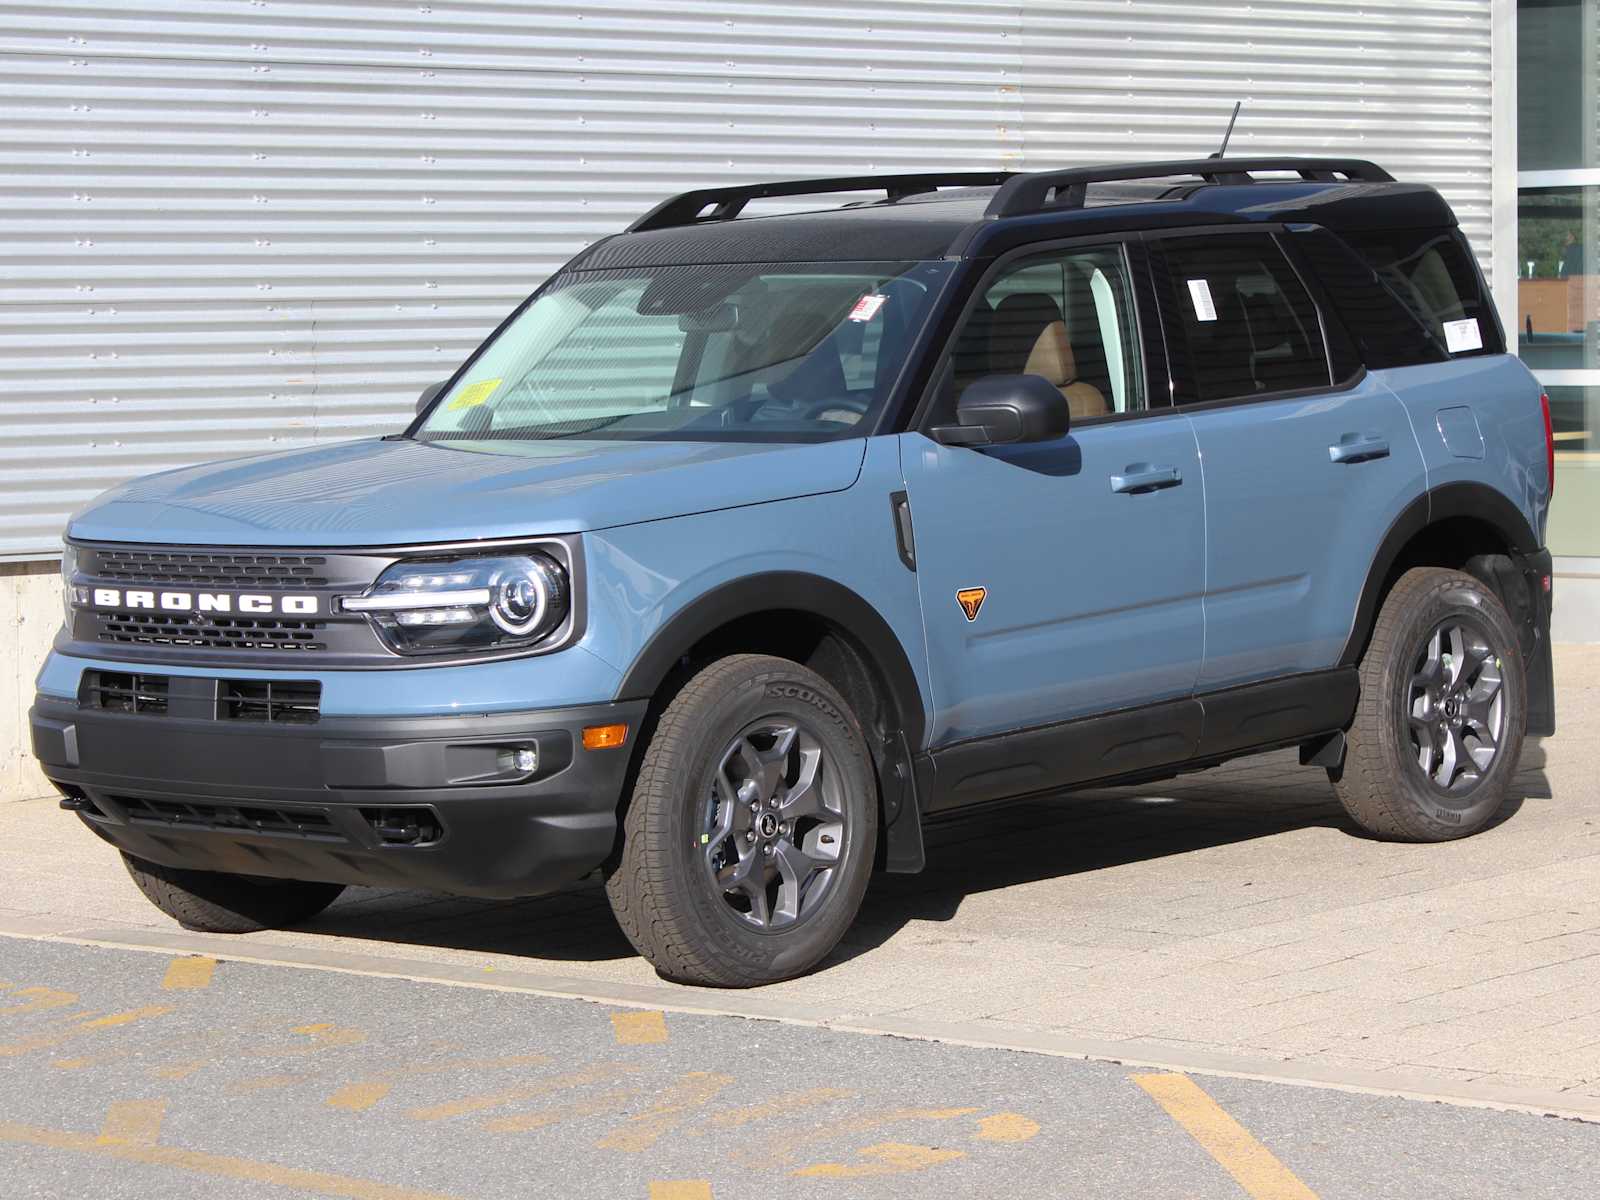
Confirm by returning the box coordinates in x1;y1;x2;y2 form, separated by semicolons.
413;260;953;444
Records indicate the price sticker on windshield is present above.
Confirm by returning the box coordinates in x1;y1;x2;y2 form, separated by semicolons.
848;294;888;322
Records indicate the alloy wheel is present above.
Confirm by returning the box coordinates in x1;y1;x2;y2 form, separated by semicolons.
1404;618;1506;794
699;719;846;931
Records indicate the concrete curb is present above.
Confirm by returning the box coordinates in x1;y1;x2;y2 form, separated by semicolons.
3;913;1597;1126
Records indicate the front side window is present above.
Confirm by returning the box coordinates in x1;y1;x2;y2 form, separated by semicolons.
1157;235;1331;405
931;243;1144;426
415;260;952;445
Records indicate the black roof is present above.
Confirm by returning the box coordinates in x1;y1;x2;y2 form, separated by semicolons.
565;158;1457;270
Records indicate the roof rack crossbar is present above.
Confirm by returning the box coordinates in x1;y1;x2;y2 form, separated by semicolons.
983;157;1394;220
626;171;1018;232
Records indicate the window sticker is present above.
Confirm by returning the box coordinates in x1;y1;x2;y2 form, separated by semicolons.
447;378;502;411
1443;318;1483;354
848;294;888;322
1186;278;1218;322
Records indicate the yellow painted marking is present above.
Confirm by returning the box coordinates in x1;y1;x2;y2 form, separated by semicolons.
0;987;78;1018
975;1112;1040;1143
228;1072;319;1096
611;1010;668;1045
161;956;216;991
698;1087;854;1131
1132;1074;1320;1200
596;1072;734;1152
649;1183;713;1200
733;1105;977;1170
325;1051;552;1112
0;1005;172;1058
483;1088;639;1134
86;1006;174;1031
328;1081;393;1111
407;1060;613;1121
0;1118;467;1200
795;1142;965;1179
152;1059;208;1081
97;1099;166;1146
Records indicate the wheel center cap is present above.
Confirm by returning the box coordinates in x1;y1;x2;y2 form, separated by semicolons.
757;812;780;839
1443;695;1462;721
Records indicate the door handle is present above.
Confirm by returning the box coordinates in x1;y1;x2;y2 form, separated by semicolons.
1328;433;1390;464
1110;463;1183;494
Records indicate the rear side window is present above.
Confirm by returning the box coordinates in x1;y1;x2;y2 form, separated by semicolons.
1287;228;1448;370
1345;228;1503;358
1155;235;1332;404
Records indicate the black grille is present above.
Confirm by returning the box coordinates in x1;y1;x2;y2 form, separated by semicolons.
115;795;344;842
96;612;328;651
93;549;330;589
80;671;170;715
220;678;322;725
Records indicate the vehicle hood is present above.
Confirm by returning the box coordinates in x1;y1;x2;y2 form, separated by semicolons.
68;436;867;547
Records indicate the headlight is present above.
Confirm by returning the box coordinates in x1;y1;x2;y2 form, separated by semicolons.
341;553;570;655
61;543;83;623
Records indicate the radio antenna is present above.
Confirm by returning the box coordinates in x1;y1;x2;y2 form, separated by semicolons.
1209;101;1242;159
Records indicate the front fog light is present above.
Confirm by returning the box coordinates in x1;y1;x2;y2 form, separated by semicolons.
342;552;571;655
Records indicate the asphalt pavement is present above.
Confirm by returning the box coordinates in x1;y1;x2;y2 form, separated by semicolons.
1;936;1595;1200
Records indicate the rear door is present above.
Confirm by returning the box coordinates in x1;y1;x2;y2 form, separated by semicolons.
1149;231;1429;690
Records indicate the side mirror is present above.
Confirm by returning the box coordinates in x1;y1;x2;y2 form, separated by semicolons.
932;374;1070;447
415;380;448;415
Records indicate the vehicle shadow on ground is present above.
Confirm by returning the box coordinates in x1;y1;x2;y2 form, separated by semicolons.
290;744;1551;972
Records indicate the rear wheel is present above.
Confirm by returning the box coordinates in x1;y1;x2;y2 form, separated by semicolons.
1334;567;1526;841
122;853;345;934
605;654;878;987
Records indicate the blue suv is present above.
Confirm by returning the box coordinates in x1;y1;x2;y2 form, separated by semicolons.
32;158;1557;987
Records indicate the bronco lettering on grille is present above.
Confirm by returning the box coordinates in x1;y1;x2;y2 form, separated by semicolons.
85;588;319;616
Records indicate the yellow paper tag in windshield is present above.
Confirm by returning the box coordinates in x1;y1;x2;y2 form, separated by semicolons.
447;378;501;411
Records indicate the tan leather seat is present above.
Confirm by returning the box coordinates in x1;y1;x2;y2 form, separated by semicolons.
986;293;1108;420
1022;320;1108;420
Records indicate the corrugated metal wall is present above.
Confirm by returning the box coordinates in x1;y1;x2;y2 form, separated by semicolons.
0;0;1494;559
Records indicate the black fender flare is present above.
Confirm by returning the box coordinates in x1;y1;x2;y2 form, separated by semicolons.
1339;481;1541;667
613;571;930;872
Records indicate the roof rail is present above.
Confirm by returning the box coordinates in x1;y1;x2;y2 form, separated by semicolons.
984;157;1394;220
626;171;1017;232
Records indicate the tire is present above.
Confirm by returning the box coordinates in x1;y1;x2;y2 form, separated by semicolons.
121;853;346;934
1334;566;1526;842
604;654;879;987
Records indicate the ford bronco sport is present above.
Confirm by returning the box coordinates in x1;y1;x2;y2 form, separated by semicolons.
33;158;1557;987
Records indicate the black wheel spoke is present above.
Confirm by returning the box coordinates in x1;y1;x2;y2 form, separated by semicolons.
700;716;845;933
1404;616;1506;796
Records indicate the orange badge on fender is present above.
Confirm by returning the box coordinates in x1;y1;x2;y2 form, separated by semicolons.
956;587;986;622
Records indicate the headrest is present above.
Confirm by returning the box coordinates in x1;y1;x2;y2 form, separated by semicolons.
989;293;1075;383
1023;321;1077;386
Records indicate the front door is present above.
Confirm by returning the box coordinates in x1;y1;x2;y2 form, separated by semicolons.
900;242;1206;796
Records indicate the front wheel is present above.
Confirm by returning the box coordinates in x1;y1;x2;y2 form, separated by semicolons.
1334;566;1527;842
605;654;878;987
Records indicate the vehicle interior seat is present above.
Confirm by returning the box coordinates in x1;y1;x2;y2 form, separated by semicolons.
987;292;1108;419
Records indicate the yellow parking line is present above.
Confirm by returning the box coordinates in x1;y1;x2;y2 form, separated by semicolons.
1132;1073;1319;1200
0;1005;173;1058
611;1010;669;1045
975;1112;1041;1143
649;1183;712;1200
97;1099;166;1146
0;1118;466;1200
161;956;216;991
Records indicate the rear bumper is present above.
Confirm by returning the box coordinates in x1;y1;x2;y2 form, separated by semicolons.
30;695;647;899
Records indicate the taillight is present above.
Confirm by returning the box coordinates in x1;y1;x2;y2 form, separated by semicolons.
1540;391;1555;498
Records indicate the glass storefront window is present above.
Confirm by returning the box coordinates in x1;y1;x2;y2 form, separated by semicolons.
1517;187;1600;368
1518;0;1599;173
1544;385;1600;557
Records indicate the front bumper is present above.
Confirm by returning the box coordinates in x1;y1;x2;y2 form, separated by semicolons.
30;695;647;899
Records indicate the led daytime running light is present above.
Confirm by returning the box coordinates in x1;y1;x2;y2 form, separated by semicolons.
343;588;492;613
